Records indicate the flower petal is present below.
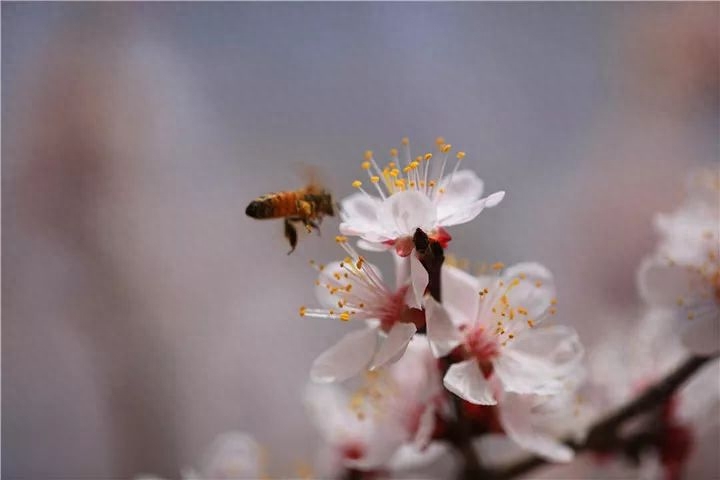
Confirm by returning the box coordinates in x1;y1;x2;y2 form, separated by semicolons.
443;359;497;405
340;192;380;224
682;314;720;356
442;264;482;322
311;328;378;383
388;442;449;471
424;297;463;358
370;322;417;370
494;325;583;396
501;262;557;324
379;190;437;238
408;253;429;309
314;260;382;312
499;393;574;462
438;191;505;227
436;170;485;208
194;432;263;479
638;258;697;309
412;405;437;450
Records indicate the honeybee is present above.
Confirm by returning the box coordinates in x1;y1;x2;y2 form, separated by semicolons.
245;181;335;254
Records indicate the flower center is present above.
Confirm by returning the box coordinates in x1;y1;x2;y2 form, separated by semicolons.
340;442;366;461
379;285;411;332
462;325;499;375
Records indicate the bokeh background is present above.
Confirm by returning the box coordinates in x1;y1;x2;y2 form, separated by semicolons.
3;3;718;479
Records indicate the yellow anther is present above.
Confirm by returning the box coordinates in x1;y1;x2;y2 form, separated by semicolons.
401;137;410;146
345;284;352;292
517;307;529;315
356;257;365;269
550;298;558;305
352;180;362;188
508;334;515;339
388;161;396;168
428;180;436;187
527;319;535;327
492;262;505;271
535;280;543;288
390;148;398;157
409;181;416;187
519;273;527;280
299;306;307;317
424;153;433;161
370;175;380;183
364;150;373;161
456;151;466;160
339;312;351;321
441;144;452;153
335;236;348;243
403;166;412;173
361;161;371;170
549;308;557;315
390;169;399;177
435;136;446;146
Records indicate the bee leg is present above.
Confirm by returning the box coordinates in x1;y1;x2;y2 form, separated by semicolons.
305;220;321;236
284;218;298;254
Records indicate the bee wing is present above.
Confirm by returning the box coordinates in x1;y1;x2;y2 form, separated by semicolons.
292;163;332;194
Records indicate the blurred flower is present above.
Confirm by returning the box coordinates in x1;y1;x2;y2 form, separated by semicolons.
580;309;720;480
494;364;587;463
302;237;427;383
304;336;448;476
638;168;720;355
425;263;583;405
137;432;265;480
340;138;504;256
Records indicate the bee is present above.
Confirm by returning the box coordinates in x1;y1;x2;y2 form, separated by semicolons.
245;181;335;254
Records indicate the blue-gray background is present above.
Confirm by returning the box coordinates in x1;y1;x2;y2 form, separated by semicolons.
3;3;718;479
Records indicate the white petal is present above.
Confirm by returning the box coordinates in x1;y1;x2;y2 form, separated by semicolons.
311;328;378;383
638;258;697;308
408;253;429;309
370;323;417;370
473;434;528;468
356;239;392;252
388;442;449;471
499;393;574;463
379;190;437;238
340;192;380;224
442;264;482;322
682;315;720;356
424;297;463;358
436;170;485;208
394;253;411;288
413;405;437;450
501;262;556;323
438;191;505;227
494;325;583;395
196;432;263;479
443;359;497;405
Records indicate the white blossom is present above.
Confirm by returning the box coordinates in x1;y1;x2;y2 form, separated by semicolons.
425;262;584;405
302;237;428;383
638;168;720;355
305;336;448;475
340;138;504;256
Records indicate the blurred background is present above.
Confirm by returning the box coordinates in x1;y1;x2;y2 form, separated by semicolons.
2;3;718;479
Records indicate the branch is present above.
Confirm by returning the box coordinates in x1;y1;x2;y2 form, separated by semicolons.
488;354;716;480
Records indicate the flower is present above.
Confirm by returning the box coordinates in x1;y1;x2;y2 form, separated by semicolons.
182;433;265;480
302;237;428;383
304;336;448;476
425;262;584;405
638;168;720;355
339;137;505;256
